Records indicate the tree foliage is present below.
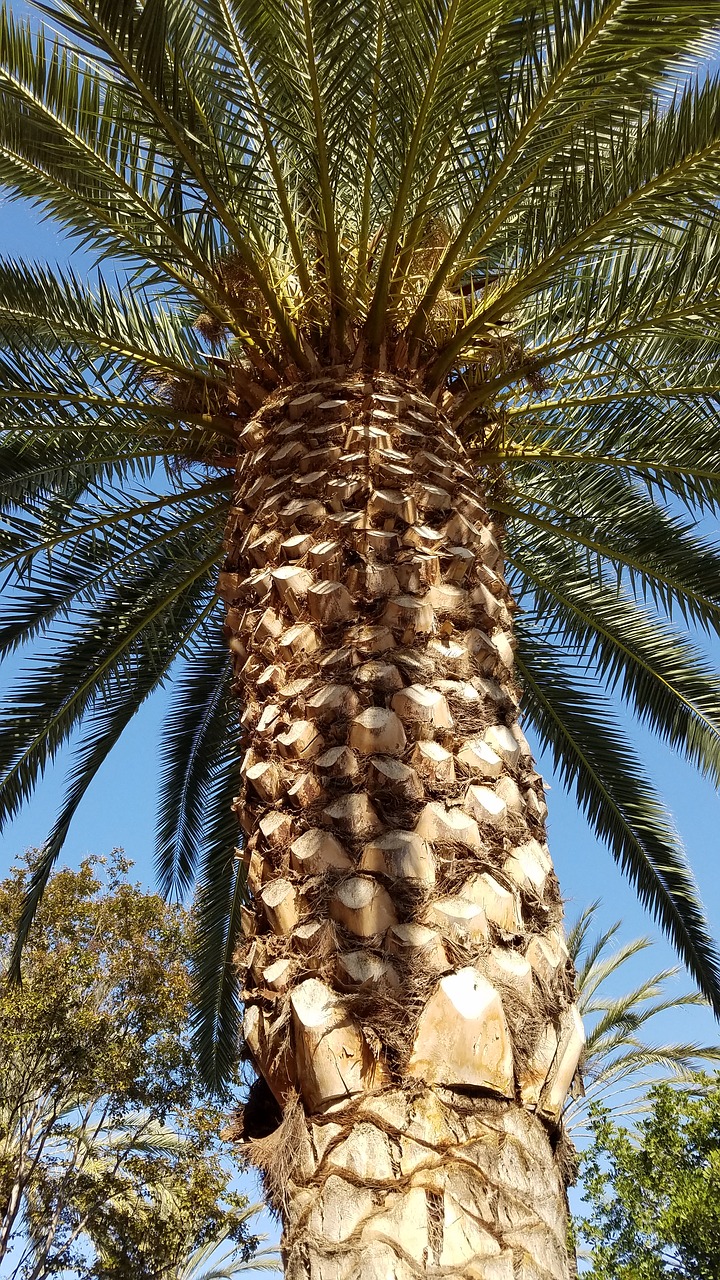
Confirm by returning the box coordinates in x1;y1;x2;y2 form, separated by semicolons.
575;1077;720;1279
1;0;720;1082
0;851;274;1280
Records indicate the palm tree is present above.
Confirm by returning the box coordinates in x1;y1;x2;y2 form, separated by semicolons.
2;0;720;1273
172;1212;280;1280
565;903;720;1140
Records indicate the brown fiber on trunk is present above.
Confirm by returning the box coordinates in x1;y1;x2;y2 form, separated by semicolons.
221;370;583;1279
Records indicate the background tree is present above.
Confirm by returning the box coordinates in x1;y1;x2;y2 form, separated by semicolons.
2;0;720;1275
0;853;275;1280
575;1077;720;1279
566;904;720;1138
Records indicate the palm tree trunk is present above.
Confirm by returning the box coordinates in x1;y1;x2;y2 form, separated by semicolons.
223;370;583;1279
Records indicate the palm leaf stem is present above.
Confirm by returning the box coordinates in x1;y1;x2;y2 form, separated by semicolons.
299;0;345;349
354;0;383;304
0;478;229;575
578;959;666;1011
62;0;306;366
0;306;224;387
456;323;720;417
506;385;720;416
511;305;720;385
0;388;238;439
0;447;223;509
0;457;161;514
212;0;313;298
537;363;719;394
587;992;706;1046
476;447;720;491
365;0;463;350
406;0;627;336
585;1044;720;1083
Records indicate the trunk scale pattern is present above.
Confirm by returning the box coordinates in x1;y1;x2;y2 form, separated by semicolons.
221;372;584;1279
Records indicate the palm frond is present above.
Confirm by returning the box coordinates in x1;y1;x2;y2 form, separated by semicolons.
191;827;247;1094
157;637;235;901
511;555;720;787
0;256;220;380
4;536;221;966
177;1214;281;1279
515;627;720;1012
430;74;720;379
565;902;720;1134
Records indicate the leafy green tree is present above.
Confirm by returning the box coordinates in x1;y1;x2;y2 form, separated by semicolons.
86;1198;279;1280
2;1;720;1273
0;853;272;1280
575;1077;720;1279
566;904;720;1137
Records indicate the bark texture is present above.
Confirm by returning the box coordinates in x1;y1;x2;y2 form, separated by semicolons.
221;371;582;1279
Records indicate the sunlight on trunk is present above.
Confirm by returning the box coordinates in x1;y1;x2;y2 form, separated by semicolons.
222;371;583;1278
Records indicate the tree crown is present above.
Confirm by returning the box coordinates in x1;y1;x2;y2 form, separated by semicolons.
0;852;269;1279
576;1077;720;1279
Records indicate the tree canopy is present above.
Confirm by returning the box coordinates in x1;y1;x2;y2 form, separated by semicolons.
1;0;720;1081
0;851;273;1279
576;1077;720;1279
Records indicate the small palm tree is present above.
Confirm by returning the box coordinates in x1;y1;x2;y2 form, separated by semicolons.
565;903;720;1139
3;1;720;1274
173;1212;280;1280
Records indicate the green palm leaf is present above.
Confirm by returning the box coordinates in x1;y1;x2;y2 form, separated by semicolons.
512;562;720;786
5;552;220;969
191;821;248;1094
565;902;720;1137
157;634;236;901
515;627;720;1009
